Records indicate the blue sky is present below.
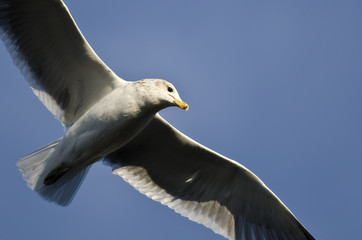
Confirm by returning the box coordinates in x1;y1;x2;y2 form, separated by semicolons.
1;0;361;239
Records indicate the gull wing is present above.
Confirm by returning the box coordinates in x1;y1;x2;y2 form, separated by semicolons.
104;114;314;240
0;0;124;126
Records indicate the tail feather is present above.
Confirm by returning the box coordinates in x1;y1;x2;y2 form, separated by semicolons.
37;166;90;206
17;139;90;206
17;140;60;189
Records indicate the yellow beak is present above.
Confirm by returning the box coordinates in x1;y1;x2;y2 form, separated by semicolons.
169;94;189;111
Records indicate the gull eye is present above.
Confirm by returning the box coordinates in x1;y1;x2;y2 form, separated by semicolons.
167;87;173;93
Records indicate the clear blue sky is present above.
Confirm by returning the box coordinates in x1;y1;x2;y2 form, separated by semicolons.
1;0;361;239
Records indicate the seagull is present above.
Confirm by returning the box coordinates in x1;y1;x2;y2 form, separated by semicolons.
0;1;314;240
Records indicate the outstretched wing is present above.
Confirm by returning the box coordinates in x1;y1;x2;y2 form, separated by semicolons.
0;0;124;126
104;114;314;240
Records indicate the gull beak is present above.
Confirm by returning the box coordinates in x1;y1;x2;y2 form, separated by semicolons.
169;94;189;111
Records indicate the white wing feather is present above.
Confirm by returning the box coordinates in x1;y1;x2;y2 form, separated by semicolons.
105;115;314;240
0;0;124;126
114;165;235;239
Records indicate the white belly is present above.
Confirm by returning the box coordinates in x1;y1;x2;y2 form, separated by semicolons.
54;89;154;171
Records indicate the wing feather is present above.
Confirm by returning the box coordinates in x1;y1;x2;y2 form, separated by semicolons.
0;0;124;126
105;115;314;240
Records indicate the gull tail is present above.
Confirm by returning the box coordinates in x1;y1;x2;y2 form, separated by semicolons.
17;139;90;206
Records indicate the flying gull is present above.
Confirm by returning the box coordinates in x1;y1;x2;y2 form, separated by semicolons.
0;1;314;240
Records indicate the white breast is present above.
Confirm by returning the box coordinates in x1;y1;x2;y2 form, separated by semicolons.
56;88;155;170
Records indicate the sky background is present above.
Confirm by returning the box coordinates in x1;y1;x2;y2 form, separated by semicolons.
0;0;361;239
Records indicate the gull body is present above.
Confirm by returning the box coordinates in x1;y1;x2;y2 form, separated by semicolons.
56;79;184;171
18;78;188;200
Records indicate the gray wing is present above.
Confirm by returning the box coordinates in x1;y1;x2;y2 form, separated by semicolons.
104;114;314;240
0;0;124;126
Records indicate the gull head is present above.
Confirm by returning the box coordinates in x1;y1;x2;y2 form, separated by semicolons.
136;79;189;111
